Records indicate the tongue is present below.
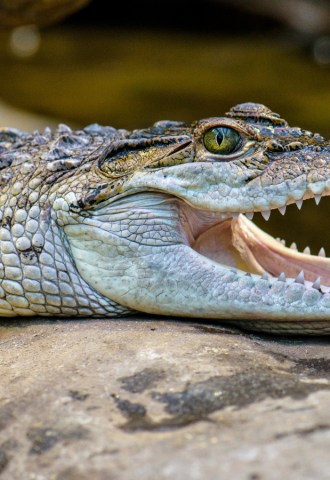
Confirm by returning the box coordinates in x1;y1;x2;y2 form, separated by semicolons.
232;214;330;285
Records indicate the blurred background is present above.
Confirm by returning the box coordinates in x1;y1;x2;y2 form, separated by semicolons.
0;0;329;251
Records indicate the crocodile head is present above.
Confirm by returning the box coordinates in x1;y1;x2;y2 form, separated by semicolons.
62;102;330;290
129;104;330;283
1;102;330;333
48;102;330;333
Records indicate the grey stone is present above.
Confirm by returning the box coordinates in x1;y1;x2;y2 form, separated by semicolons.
1;318;330;479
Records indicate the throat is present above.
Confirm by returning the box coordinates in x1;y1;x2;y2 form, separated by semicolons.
192;219;254;272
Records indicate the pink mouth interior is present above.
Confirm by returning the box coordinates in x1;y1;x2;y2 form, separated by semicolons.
192;214;330;286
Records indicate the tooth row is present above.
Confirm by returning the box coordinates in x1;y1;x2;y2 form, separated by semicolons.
244;211;327;257
287;243;327;257
275;239;327;257
261;267;324;288
276;270;325;291
274;239;326;257
245;192;323;222
289;243;326;257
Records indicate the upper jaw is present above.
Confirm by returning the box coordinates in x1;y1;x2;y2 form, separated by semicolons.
123;140;330;216
224;143;330;215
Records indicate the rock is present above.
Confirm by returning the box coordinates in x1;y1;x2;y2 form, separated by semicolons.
1;318;330;479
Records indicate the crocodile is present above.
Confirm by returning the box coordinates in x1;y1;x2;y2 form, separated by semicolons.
0;102;330;334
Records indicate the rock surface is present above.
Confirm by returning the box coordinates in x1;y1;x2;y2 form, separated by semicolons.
1;318;330;479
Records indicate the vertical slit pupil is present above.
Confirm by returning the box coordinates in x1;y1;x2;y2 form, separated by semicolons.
216;129;224;145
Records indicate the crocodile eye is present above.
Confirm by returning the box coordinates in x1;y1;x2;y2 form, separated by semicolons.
203;127;241;154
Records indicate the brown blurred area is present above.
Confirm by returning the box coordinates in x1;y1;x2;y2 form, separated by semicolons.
0;0;329;133
0;0;329;251
0;0;90;28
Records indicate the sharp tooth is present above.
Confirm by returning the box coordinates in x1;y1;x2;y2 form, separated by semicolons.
303;246;311;255
262;272;269;280
245;212;254;220
278;205;286;215
296;199;303;210
312;277;321;290
314;195;321;205
318;247;326;257
290;242;298;250
261;210;271;221
278;272;286;282
294;270;305;284
276;237;286;246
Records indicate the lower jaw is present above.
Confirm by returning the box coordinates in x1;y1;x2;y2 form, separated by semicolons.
192;214;330;290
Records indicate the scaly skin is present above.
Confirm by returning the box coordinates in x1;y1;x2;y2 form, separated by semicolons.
0;103;330;334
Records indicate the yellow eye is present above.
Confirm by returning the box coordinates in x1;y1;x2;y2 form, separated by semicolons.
203;127;241;154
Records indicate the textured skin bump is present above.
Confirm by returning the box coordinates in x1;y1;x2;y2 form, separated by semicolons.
0;124;131;317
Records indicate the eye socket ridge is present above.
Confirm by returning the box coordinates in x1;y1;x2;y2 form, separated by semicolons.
203;126;242;155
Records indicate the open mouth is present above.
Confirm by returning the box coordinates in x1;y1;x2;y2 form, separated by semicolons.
189;197;330;292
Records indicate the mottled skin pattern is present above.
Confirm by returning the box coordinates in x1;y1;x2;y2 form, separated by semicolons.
0;103;330;334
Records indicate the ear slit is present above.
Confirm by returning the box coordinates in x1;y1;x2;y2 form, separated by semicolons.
98;136;191;177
